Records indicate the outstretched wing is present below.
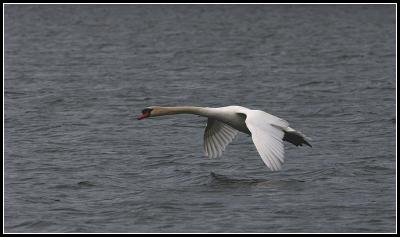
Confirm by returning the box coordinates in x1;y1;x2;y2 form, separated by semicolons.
244;110;289;171
204;118;238;159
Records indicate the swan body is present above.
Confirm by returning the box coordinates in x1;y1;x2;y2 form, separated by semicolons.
137;105;311;171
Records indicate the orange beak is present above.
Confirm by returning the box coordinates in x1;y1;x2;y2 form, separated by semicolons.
137;112;149;120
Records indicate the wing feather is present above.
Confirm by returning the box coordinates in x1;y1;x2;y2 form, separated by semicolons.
204;118;238;158
244;110;287;171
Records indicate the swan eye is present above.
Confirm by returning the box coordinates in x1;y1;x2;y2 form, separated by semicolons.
141;108;153;114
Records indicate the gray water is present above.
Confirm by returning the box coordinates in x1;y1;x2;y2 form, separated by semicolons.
4;5;396;233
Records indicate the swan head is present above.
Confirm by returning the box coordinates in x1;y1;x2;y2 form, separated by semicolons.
137;107;154;120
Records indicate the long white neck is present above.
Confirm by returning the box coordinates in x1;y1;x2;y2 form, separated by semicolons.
151;106;216;118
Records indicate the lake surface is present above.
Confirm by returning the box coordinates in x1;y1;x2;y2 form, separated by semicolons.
4;4;396;233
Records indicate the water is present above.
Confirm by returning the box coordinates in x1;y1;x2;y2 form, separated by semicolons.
4;5;396;233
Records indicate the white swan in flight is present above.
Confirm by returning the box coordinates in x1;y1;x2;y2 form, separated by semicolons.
137;106;311;171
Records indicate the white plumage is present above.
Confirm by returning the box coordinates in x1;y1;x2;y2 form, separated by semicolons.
137;105;311;171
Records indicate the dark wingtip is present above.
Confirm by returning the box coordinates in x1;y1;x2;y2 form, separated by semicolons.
283;131;312;148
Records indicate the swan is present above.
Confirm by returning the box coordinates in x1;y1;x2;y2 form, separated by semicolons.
137;105;311;171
